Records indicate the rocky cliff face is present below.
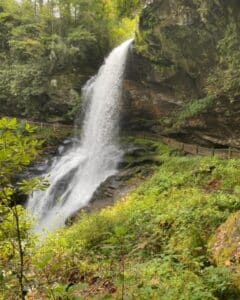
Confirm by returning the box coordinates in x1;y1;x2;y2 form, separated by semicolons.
121;0;240;148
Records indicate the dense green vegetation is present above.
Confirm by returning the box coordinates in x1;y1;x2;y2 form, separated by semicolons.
0;118;73;299
0;118;43;299
2;1;240;299
0;0;141;121
1;120;240;299
172;96;216;128
1;138;238;299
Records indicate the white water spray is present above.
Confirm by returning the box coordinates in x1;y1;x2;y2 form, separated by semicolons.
27;39;133;232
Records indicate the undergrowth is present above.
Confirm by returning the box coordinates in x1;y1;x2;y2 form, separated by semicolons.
175;96;216;127
30;140;240;299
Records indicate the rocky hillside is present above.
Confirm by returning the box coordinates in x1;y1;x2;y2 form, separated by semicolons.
121;0;240;149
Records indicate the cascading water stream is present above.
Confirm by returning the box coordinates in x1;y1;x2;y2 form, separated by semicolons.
27;39;133;233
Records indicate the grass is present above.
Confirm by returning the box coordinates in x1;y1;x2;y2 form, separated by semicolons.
29;138;240;299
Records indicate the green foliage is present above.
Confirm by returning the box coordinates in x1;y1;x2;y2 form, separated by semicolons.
0;203;34;300
18;177;50;195
107;0;142;45
176;96;216;125
0;117;41;183
114;0;142;18
0;63;50;118
0;117;43;299
31;140;240;299
0;0;142;120
207;21;240;97
110;16;138;46
135;0;240;120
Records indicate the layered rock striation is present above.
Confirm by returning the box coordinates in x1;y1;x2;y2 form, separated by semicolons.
121;0;240;148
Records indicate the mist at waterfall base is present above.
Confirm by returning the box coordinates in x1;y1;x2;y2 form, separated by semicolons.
27;39;133;233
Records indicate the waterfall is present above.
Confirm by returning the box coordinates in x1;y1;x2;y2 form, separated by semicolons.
27;39;133;232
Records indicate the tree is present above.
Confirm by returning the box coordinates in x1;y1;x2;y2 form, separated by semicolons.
0;0;143;120
0;118;46;299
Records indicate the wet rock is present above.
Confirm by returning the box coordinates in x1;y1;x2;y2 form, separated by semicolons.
122;0;240;149
67;139;159;223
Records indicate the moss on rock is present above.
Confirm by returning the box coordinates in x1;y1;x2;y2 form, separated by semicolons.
123;0;240;148
209;211;240;273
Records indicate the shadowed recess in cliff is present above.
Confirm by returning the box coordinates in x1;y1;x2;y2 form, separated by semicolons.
27;39;133;233
121;0;240;148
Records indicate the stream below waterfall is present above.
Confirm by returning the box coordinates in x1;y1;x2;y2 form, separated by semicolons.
27;39;133;233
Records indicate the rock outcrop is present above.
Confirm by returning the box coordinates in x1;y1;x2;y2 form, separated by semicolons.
121;0;240;148
209;211;240;274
